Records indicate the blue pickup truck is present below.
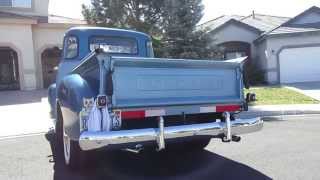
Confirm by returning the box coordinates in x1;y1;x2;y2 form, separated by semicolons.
48;27;263;170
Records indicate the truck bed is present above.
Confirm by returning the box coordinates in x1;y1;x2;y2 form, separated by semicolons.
110;57;246;109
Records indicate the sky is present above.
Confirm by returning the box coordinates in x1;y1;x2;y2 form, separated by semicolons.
49;0;320;23
48;0;90;19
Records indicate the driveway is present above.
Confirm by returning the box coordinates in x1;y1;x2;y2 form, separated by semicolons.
0;115;320;180
0;90;53;138
286;81;320;101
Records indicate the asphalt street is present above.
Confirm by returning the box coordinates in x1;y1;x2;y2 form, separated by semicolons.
0;115;319;180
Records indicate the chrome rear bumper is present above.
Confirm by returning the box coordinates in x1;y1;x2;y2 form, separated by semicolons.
79;117;263;151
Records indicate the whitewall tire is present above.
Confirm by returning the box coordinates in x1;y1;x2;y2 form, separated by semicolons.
63;127;71;165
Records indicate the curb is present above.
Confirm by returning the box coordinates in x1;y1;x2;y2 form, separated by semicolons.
240;110;320;118
238;104;320;118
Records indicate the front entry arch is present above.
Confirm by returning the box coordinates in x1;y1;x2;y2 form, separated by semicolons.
0;47;20;91
218;41;251;61
41;47;61;88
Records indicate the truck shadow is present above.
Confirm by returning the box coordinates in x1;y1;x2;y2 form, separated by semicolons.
45;132;271;180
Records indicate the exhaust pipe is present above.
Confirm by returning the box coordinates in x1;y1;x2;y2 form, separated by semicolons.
222;112;232;142
125;144;144;153
222;111;241;143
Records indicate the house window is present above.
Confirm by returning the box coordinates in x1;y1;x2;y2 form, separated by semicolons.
0;0;32;8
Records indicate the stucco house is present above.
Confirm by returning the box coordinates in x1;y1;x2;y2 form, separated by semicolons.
199;6;320;84
0;0;86;91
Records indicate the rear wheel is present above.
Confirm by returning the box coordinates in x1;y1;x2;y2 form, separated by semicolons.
56;106;88;170
63;128;88;170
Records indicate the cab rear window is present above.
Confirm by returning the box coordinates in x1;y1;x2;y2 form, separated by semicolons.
64;36;78;59
89;36;138;54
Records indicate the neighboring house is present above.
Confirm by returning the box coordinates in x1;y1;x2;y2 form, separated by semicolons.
0;0;86;91
199;6;320;84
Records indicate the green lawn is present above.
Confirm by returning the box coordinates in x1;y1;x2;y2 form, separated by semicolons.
245;86;319;105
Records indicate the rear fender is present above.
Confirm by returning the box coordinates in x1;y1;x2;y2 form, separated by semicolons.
57;74;95;140
48;83;57;118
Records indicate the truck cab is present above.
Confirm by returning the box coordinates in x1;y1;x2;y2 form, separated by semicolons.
48;27;153;114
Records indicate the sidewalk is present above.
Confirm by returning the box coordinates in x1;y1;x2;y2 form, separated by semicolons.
240;104;320;118
286;83;320;101
0;90;53;139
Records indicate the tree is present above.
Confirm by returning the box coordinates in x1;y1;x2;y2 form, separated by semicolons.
82;1;126;27
159;0;220;59
82;0;164;36
82;0;221;59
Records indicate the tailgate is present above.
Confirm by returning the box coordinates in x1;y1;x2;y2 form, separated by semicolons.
111;57;245;109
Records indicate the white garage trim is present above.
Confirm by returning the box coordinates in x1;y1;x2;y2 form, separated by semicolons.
276;43;320;84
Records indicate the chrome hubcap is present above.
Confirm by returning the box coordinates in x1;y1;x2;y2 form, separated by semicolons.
63;127;71;165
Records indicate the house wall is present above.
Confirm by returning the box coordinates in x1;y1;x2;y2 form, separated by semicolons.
32;25;67;88
0;0;49;16
0;23;36;90
33;0;49;16
291;12;320;25
211;23;259;44
209;23;260;60
32;24;85;89
0;0;84;90
255;40;266;69
264;31;320;84
254;40;268;80
0;22;78;90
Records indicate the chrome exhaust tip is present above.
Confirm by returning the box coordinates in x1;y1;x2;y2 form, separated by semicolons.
124;144;144;153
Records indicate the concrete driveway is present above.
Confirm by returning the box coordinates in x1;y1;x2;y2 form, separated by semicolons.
0;90;53;138
286;81;320;101
1;115;320;180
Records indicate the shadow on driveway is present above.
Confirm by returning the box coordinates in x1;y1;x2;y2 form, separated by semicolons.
286;81;320;91
45;132;271;180
0;90;47;106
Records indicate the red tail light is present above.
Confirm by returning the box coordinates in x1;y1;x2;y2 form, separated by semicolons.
216;105;241;112
120;105;240;120
121;110;145;119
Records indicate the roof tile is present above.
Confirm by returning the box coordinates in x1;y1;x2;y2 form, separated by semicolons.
199;13;289;33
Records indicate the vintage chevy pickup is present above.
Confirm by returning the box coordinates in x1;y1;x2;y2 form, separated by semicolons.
48;27;263;169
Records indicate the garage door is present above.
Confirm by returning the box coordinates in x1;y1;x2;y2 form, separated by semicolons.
279;46;320;83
